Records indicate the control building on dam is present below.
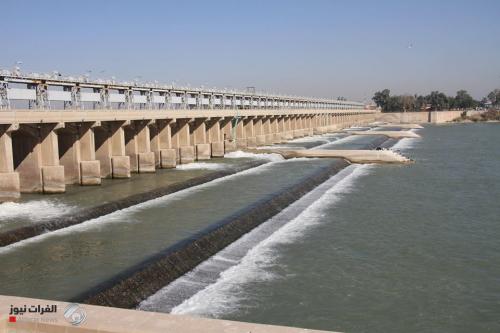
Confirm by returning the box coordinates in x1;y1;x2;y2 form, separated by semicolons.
0;72;377;201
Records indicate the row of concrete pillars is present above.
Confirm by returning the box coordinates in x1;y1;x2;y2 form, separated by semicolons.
0;113;375;201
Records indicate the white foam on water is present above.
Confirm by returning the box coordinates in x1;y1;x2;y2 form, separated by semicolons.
0;200;73;221
288;135;330;144
313;135;356;149
255;145;304;150
175;163;227;171
345;126;370;131
170;164;373;317
392;137;419;151
224;150;284;162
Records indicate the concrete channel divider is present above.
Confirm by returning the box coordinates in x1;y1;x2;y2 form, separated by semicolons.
348;130;420;139
247;149;413;164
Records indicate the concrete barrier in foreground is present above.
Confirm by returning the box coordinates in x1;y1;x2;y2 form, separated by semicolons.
0;295;336;333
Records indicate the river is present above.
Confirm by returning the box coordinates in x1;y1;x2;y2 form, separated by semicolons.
1;123;498;333
158;123;500;333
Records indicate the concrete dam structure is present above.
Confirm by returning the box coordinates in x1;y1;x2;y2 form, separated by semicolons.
0;73;377;201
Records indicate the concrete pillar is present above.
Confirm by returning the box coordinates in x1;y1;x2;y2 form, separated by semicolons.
220;117;233;141
57;128;80;185
313;115;323;135
283;117;292;140
253;117;266;146
206;118;224;157
220;117;235;153
11;125;42;193
78;124;101;185
262;117;273;145
136;121;155;172
58;122;101;186
150;119;176;168
244;117;256;148
174;119;194;164
191;118;211;160
235;118;247;148
94;121;130;179
37;124;64;193
0;124;20;201
271;117;281;143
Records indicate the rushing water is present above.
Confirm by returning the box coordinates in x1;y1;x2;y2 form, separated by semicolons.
0;132;377;301
158;123;500;333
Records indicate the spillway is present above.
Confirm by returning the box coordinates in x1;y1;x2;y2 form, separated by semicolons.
0;132;391;308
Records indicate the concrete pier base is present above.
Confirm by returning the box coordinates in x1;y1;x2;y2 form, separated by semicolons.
111;156;131;178
179;146;195;164
159;149;176;168
273;133;282;143
256;135;266;146
138;152;156;173
224;140;237;153
211;142;224;157
41;165;65;193
236;139;248;149
265;134;274;145
0;172;20;200
283;131;293;140
246;137;257;148
293;130;303;138
196;143;211;160
80;161;101;185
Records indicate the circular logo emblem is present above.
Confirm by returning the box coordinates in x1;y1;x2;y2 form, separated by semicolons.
64;303;87;326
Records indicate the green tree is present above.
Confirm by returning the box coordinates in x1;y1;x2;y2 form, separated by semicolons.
454;90;476;109
415;95;427;111
372;89;391;110
401;95;416;112
426;91;449;111
385;96;404;112
487;89;500;107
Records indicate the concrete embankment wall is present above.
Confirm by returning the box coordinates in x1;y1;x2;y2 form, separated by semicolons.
0;295;335;333
376;110;464;124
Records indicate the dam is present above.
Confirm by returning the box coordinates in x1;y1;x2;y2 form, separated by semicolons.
0;72;374;202
0;71;481;333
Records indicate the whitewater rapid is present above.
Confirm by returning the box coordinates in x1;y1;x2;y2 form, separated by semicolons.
139;164;374;316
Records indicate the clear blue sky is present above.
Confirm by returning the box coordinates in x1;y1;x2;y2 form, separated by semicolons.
2;0;499;102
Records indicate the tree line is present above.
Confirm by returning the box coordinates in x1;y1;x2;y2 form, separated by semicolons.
372;89;500;113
